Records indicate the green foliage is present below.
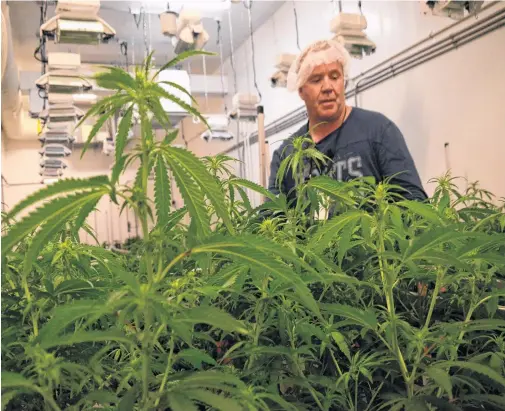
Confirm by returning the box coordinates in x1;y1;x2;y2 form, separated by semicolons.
2;50;505;411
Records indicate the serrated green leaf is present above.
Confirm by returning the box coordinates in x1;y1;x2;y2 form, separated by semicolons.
81;108;116;158
175;348;217;369
41;329;132;350
310;211;364;253
307;176;358;205
434;361;505;389
167;393;198;411
321;304;378;330
166;146;233;233
176;306;248;335
186;389;241;411
150;84;209;129
3;190;105;255
159;80;197;105
397;200;445;225
230;178;276;201
37;300;104;346
148;95;171;128
331;331;351;361
426;367;453;400
6;176;108;218
21;191;105;276
113;104;134;168
191;235;321;317
118;384;137;411
1;372;60;411
166;157;210;239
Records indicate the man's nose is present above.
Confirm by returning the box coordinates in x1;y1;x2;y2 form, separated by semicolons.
321;75;333;91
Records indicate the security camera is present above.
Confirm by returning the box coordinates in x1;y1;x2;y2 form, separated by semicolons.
270;70;287;88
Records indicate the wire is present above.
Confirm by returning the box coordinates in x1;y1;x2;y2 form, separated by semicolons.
339;0;343;12
227;8;238;94
216;20;228;114
292;0;301;51
358;1;363;14
34;0;49;110
202;54;209;112
246;0;262;101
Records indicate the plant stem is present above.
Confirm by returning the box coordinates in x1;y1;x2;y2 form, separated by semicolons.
138;104;156;407
155;334;175;407
423;268;445;330
376;207;410;397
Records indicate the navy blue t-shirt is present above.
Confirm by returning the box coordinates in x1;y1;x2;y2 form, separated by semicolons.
268;107;427;202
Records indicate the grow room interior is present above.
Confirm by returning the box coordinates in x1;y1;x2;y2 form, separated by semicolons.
1;1;505;410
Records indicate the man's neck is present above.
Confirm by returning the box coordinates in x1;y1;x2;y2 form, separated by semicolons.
309;105;351;144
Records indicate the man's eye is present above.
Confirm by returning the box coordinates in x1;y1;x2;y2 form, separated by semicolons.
310;76;321;83
330;73;340;80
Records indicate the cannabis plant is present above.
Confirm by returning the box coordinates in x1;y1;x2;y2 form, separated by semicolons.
2;50;505;411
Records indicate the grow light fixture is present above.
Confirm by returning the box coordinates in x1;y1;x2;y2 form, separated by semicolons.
200;114;233;142
270;54;296;88
56;0;101;15
39;167;64;177
39;105;84;123
425;1;483;20
36;71;92;94
228;93;259;121
168;9;209;54
39;158;68;170
39;144;72;157
40;0;115;45
48;52;81;71
330;13;376;59
201;130;233;142
39;130;76;145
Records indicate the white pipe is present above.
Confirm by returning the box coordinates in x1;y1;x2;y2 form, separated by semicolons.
1;3;22;140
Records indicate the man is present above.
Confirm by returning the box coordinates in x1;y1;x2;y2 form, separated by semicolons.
268;40;427;203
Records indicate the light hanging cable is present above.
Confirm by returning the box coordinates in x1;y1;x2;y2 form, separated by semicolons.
246;0;262;101
142;8;149;59
292;0;301;51
227;8;238;94
202;54;209;112
216;19;228;115
358;1;363;14
339;0;343;12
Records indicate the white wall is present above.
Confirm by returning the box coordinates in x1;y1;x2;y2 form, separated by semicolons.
1;135;190;245
215;0;505;202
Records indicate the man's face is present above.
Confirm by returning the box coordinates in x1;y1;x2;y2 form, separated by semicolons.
298;62;345;122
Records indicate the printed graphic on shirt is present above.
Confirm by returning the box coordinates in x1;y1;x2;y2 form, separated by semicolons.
304;155;364;182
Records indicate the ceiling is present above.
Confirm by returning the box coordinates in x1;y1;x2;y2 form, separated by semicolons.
8;0;285;74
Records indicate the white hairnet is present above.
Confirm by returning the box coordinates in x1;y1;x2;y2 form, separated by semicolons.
286;39;351;92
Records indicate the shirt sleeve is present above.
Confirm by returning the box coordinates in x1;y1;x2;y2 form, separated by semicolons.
268;148;283;196
376;121;428;201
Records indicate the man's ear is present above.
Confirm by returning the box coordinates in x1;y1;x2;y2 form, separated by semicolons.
298;86;305;101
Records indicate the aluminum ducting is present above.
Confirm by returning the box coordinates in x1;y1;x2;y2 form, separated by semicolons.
1;3;22;140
